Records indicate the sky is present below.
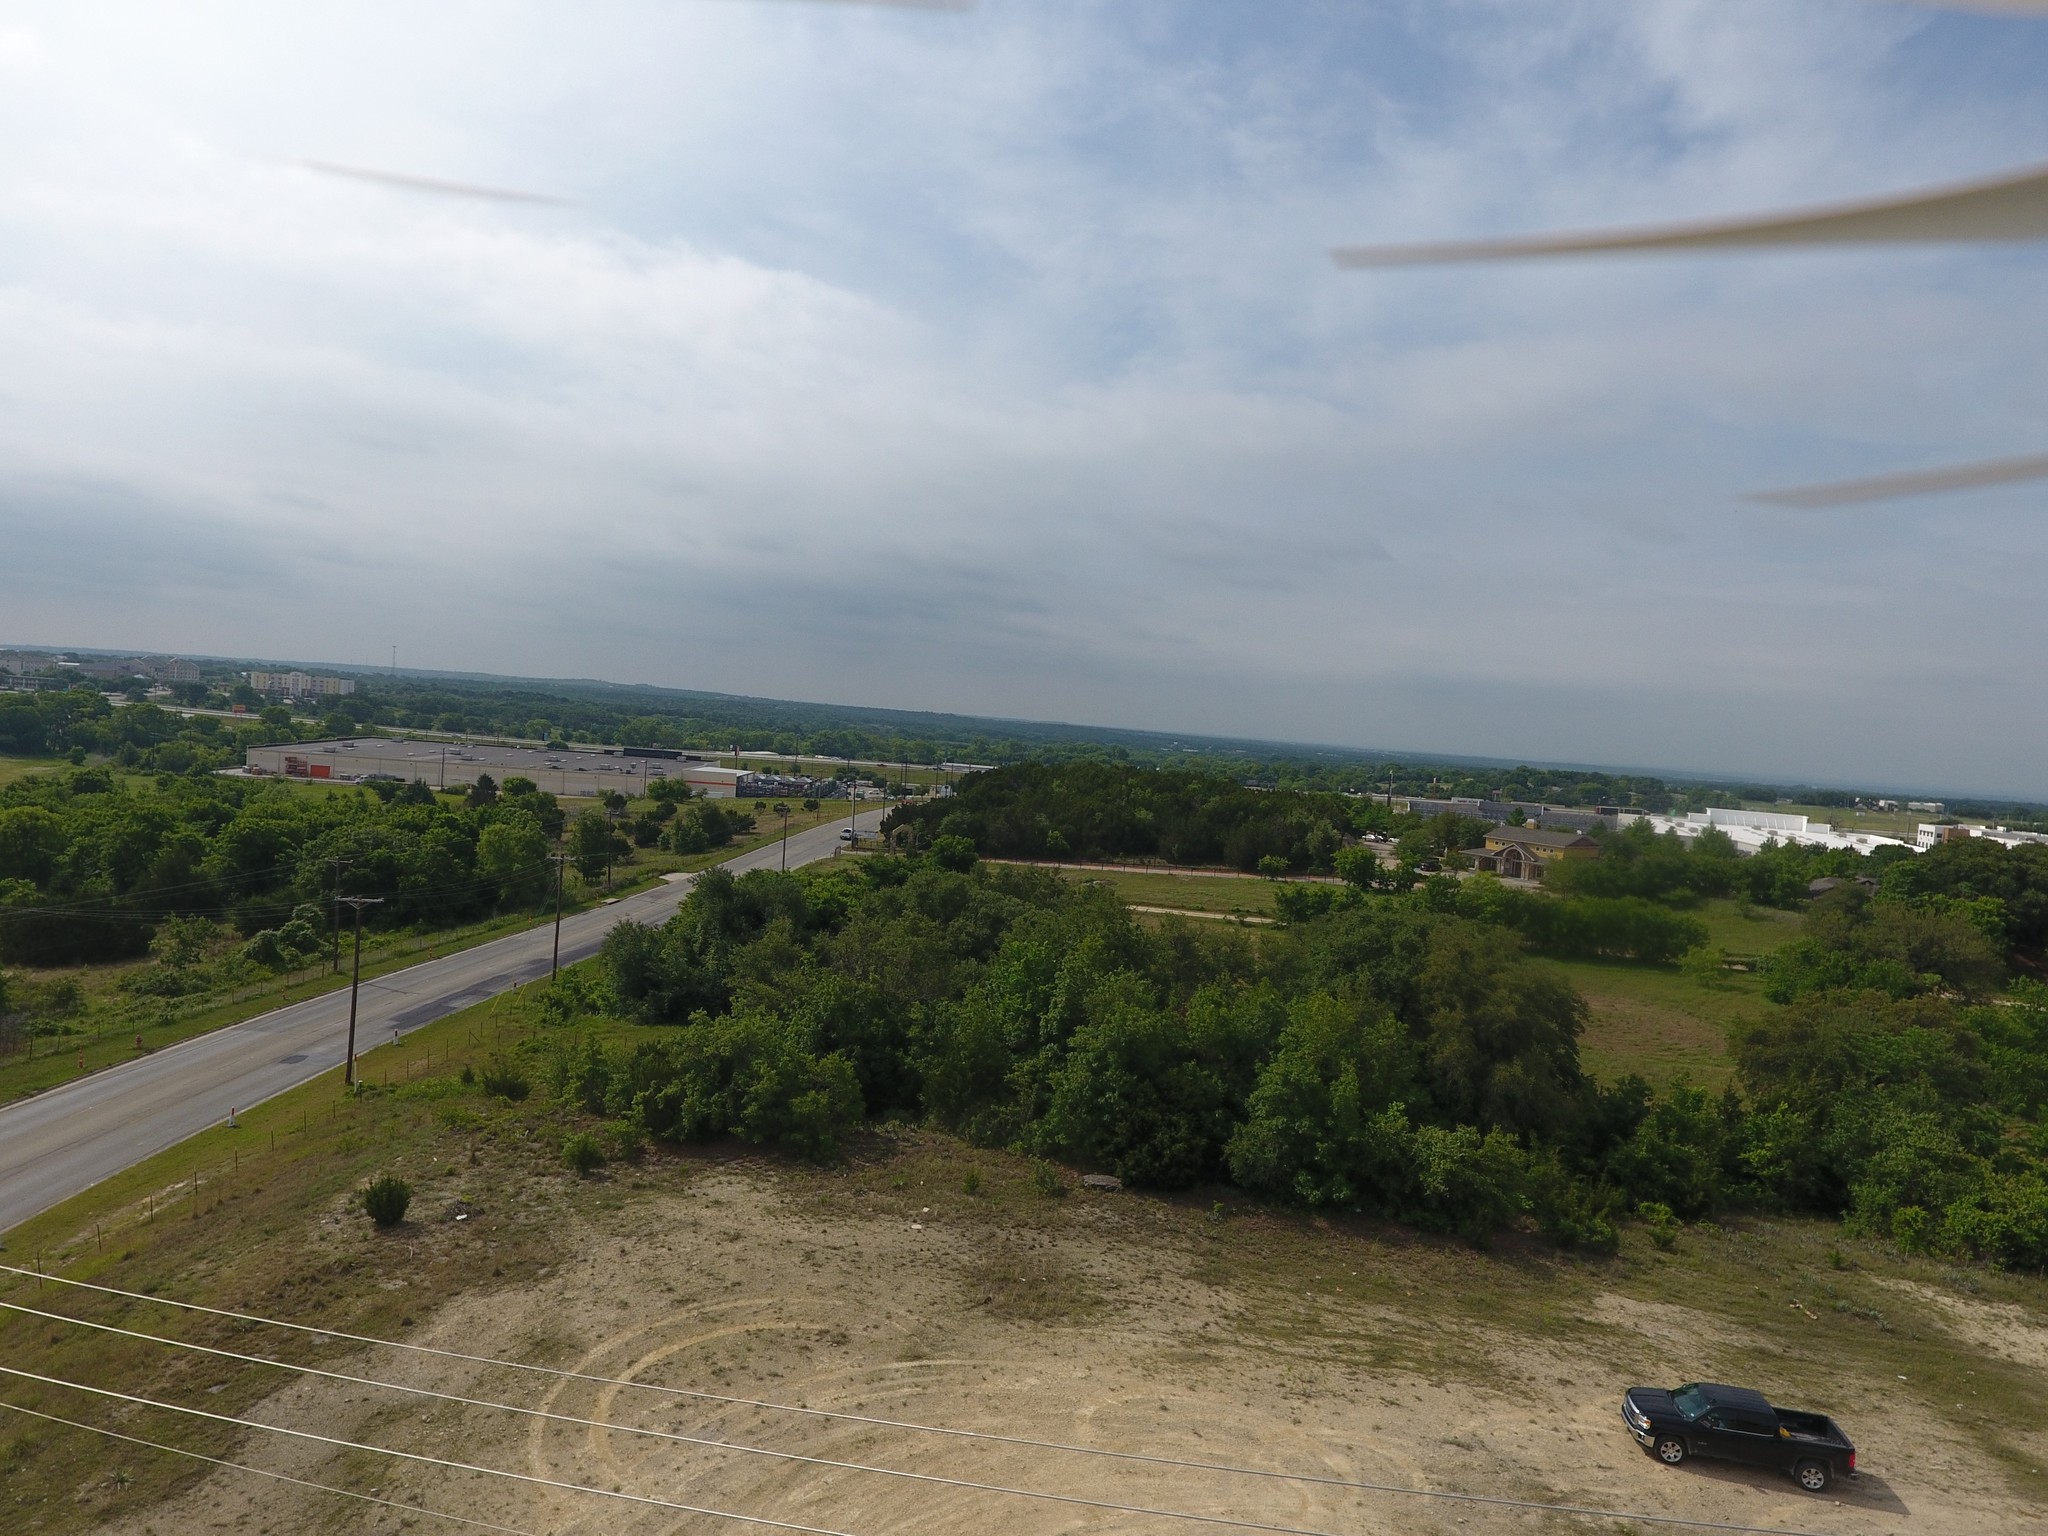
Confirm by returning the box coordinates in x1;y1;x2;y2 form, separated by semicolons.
3;2;2047;796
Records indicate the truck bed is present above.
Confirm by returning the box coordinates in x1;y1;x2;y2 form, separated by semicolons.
1773;1407;1851;1449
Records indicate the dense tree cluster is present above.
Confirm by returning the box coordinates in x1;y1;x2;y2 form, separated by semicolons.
0;765;567;966
0;690;301;773
559;848;2048;1266
886;762;1356;871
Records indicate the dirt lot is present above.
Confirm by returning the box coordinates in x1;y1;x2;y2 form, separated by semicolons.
81;1141;2042;1536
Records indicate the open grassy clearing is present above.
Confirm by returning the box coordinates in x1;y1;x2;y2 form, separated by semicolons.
1061;867;1284;917
3;973;2044;1535
0;755;64;789
1567;899;1799;1090
1691;898;1803;960
1565;960;1761;1090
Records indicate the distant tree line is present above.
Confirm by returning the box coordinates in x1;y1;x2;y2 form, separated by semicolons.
9;671;2042;824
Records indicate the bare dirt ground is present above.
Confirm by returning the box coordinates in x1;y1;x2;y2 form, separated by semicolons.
97;1150;2041;1536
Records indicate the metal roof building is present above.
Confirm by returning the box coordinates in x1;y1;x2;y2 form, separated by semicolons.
242;738;747;798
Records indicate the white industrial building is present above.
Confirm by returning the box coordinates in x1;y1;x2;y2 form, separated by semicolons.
1625;807;1911;857
1917;822;2048;852
242;738;746;798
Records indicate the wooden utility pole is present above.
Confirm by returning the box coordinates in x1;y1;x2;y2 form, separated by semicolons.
339;896;385;1086
328;855;351;973
550;853;568;978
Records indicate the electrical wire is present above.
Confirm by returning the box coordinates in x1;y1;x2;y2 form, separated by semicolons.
0;1398;539;1536
0;1297;1521;1536
0;1363;860;1536
0;1270;1831;1536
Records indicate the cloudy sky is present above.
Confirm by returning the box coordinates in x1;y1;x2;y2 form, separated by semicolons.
3;2;2046;794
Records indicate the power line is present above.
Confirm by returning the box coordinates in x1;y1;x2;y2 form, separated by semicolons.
0;1399;538;1536
0;1269;1831;1536
0;1364;860;1536
0;1297;1479;1536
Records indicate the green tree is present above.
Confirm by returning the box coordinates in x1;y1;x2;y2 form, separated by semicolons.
0;807;66;885
477;811;549;907
570;808;614;883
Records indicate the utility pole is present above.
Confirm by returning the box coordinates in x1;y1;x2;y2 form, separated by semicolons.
328;856;350;974
550;853;567;978
339;897;385;1087
775;802;791;871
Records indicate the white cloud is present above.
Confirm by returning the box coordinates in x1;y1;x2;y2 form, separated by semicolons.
3;0;2048;793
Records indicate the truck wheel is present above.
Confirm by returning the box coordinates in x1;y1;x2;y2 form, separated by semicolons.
1794;1460;1830;1493
1654;1437;1687;1466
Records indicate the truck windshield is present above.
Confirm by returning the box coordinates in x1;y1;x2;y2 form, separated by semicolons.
1671;1386;1712;1421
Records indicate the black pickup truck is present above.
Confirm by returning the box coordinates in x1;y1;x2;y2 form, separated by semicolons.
1622;1382;1856;1492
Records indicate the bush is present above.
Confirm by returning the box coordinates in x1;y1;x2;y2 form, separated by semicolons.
1030;1159;1066;1199
1679;944;1726;989
361;1175;412;1227
600;1121;645;1163
1637;1201;1680;1250
562;1131;606;1175
1528;1154;1619;1254
616;1009;862;1161
929;835;978;873
479;1061;531;1101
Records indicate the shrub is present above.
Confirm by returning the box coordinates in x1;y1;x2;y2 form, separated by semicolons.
1637;1201;1680;1250
479;1061;531;1101
961;1166;983;1196
1526;1150;1620;1254
562;1132;606;1175
929;835;978;874
1030;1159;1066;1199
600;1121;645;1163
1679;944;1726;989
615;1008;862;1161
361;1175;412;1227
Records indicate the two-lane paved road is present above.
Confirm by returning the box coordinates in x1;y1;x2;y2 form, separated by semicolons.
0;809;882;1234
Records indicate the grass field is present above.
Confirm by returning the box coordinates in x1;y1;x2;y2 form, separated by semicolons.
1568;899;1799;1090
0;754;58;789
3;967;2044;1535
1062;867;1283;917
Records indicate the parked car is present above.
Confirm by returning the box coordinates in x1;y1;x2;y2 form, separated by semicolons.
1622;1382;1856;1492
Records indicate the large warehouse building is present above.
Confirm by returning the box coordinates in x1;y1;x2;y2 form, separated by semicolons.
242;738;747;798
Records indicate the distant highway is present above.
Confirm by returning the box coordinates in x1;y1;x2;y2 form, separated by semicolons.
0;810;881;1235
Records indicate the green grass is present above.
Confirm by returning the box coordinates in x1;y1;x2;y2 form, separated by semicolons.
1565;900;1800;1090
1563;959;1763;1089
0;975;618;1534
0;755;60;790
1691;896;1803;960
1061;868;1283;917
